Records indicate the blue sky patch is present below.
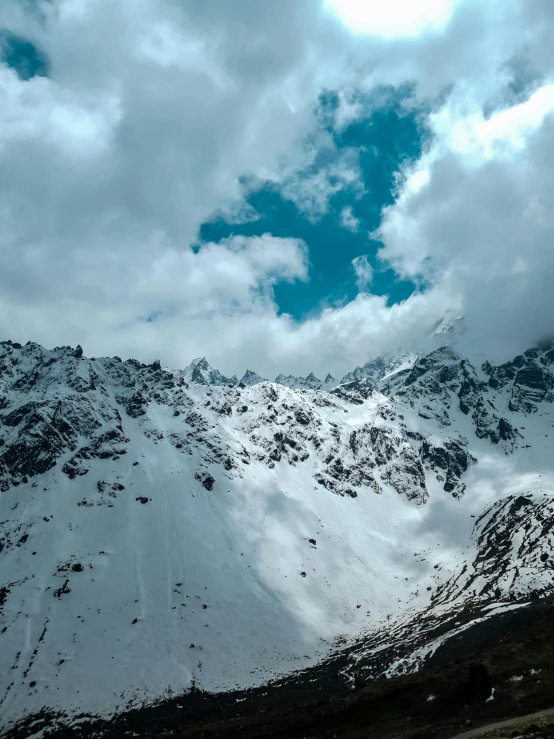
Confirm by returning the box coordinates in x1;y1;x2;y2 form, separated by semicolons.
0;29;49;80
200;86;429;320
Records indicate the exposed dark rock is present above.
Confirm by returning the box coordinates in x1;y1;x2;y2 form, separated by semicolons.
124;392;148;418
0;585;9;615
53;579;71;598
197;474;215;491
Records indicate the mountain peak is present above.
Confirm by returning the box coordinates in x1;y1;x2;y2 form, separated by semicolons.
430;314;464;340
190;356;209;368
183;356;236;386
239;369;266;386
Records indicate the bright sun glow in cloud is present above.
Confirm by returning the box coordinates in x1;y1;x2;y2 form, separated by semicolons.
325;0;460;39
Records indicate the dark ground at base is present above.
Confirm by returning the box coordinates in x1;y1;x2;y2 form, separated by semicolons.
169;598;554;739
5;598;554;739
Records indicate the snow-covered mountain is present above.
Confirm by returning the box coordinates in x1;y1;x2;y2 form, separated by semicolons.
430;313;464;340
176;317;460;393
1;338;553;734
270;316;461;392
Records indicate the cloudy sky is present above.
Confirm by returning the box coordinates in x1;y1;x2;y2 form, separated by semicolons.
0;0;553;378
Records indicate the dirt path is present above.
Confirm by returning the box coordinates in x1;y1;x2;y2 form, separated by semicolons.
448;706;554;738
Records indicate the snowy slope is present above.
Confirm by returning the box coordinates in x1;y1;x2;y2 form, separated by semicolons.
0;339;553;732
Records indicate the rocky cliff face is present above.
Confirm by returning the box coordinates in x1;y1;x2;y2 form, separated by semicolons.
0;338;553;733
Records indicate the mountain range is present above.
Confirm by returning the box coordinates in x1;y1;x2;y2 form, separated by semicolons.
0;331;553;736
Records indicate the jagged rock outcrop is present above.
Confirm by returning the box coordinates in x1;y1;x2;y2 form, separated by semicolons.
238;369;266;386
274;371;337;390
182;357;237;386
483;345;554;413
